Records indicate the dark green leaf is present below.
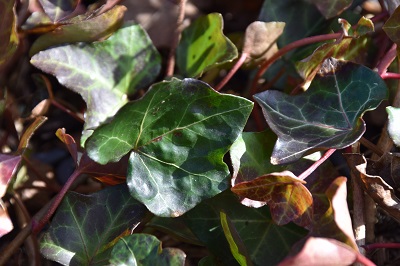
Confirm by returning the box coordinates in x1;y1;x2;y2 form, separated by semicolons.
177;13;238;77
40;184;147;265
86;78;253;217
0;0;18;72
310;0;352;19
39;0;79;22
30;5;127;56
184;191;307;266
383;5;400;48
387;106;400;147
254;58;387;164
109;234;186;266
31;23;161;145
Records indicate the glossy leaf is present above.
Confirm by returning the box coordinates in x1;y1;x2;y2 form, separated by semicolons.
232;171;313;226
254;58;388;164
31;23;161;145
39;0;79;22
40;184;147;265
310;0;352;19
86;78;253;217
109;234;186;266
184;191;308;265
0;0;18;71
177;13;238;77
30;5;127;56
387;106;400;147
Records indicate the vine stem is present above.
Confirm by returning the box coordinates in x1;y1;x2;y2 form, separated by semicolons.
376;43;397;76
363;242;400;252
297;148;336;180
355;253;377;266
381;72;400;80
215;52;248;91
165;0;187;77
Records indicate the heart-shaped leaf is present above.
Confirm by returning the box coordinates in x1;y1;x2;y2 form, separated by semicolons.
109;234;186;265
387;106;400;147
86;78;253;217
31;23;161;145
177;13;238;77
39;0;79;22
254;58;388;164
310;0;352;19
40;184;147;265
0;0;18;72
232;171;313;226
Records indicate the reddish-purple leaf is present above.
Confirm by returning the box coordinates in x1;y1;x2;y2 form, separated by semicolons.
0;0;18;72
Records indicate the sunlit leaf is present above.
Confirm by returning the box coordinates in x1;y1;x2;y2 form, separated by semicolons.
177;13;238;77
232;171;313;226
40;184;147;265
0;200;13;238
109;234;186;266
254;58;387;164
31;23;161;145
86;78;253;217
0;0;18;72
39;0;79;22
18;116;48;152
310;0;352;19
184;191;307;265
387;106;400;147
30;5;127;56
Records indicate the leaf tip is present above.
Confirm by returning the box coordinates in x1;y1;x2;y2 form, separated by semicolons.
270;157;279;165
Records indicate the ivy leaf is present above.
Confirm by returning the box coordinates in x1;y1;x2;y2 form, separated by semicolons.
310;0;352;19
86;78;253;217
39;0;79;22
231;171;313;226
383;5;400;49
40;184;147;265
387;106;400;147
177;13;238;77
31;23;161;145
254;58;388;165
109;234;186;265
184;191;307;265
0;0;18;72
29;5;127;56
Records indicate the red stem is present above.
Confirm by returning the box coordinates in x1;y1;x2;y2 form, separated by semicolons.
297;149;336;180
381;72;400;80
376;43;397;76
215;52;248;91
363;242;400;252
355;253;376;266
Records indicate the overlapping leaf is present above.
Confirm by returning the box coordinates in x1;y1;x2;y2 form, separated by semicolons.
383;5;400;51
310;0;352;19
232;171;313;226
40;184;147;265
183;191;307;265
254;58;388;164
86;78;253;217
109;234;186;265
177;13;238;77
387;106;400;147
31;23;161;145
0;0;18;72
39;0;79;22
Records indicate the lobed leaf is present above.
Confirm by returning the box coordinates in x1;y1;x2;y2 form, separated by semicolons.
310;0;352;19
0;0;18;72
40;184;147;265
86;78;253;217
31;23;161;145
387;106;400;147
177;13;238;77
109;234;186;266
254;58;387;164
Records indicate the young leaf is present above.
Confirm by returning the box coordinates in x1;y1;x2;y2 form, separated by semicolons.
0;0;18;72
29;5;127;56
254;58;388;164
184;191;307;265
39;0;79;22
310;0;352;19
86;78;253;217
31;23;161;145
40;184;147;265
177;13;238;77
109;234;186;266
386;106;400;147
231;171;313;226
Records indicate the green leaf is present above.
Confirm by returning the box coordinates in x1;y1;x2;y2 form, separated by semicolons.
383;5;400;49
86;78;253;217
0;0;18;72
40;184;147;265
254;58;388;164
29;5;127;56
184;191;307;266
231;171;313;226
177;13;238;77
109;234;186;266
310;0;352;19
39;0;79;22
387;106;400;147
31;23;161;145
